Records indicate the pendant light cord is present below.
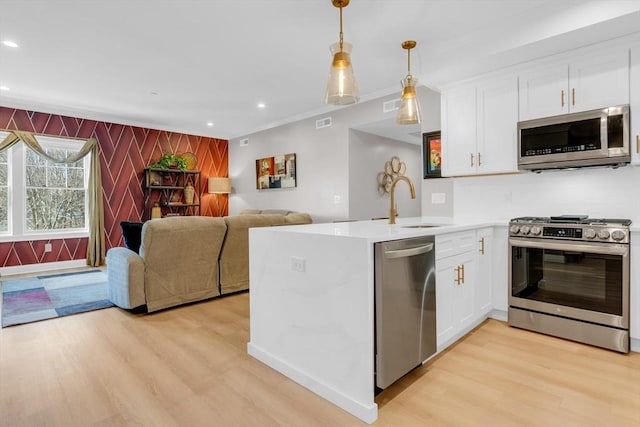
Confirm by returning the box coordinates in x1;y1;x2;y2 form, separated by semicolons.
407;47;412;77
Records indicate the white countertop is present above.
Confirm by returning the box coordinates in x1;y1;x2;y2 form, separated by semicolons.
265;216;509;243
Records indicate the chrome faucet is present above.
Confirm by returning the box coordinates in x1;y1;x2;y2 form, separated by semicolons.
389;176;416;224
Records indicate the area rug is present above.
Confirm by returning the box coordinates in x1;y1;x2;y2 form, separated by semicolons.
1;269;113;327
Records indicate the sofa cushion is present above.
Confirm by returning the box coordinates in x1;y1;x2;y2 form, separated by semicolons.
284;213;312;225
120;221;144;253
261;209;292;215
140;216;227;312
239;209;262;215
219;214;287;294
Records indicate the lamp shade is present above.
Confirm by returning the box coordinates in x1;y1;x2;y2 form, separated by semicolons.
325;42;359;105
396;75;422;125
208;177;231;194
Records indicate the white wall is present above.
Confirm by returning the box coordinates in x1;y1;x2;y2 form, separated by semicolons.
229;87;443;222
453;165;640;223
228;117;349;222
348;130;421;221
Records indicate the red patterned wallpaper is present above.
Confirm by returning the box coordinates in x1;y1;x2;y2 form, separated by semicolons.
0;107;228;268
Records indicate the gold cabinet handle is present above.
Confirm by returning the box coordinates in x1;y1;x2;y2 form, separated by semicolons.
470;153;474;168
479;237;485;255
460;264;465;284
477;152;482;167
454;266;461;285
572;88;575;106
561;89;565;107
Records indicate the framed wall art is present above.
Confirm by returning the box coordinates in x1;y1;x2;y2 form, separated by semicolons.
256;153;296;189
423;131;442;178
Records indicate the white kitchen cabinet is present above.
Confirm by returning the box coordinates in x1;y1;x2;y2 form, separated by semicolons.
435;231;477;350
441;74;518;177
435;229;475;259
630;231;640;346
519;48;629;121
475;227;493;317
631;45;640;165
441;84;476;176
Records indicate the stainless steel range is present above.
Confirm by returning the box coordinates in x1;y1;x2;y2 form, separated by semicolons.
508;215;631;353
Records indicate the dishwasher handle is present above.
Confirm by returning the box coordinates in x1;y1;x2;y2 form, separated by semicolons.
384;243;434;259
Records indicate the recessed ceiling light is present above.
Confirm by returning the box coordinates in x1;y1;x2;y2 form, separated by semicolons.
0;86;9;91
2;40;18;48
206;122;214;127
257;103;266;109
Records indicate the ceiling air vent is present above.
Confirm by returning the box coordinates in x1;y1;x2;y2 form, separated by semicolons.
316;117;332;129
383;99;402;113
239;138;249;147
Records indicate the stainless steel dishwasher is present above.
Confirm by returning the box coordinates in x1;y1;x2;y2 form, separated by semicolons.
374;236;436;389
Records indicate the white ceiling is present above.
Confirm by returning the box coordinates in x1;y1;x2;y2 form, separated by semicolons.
1;0;640;141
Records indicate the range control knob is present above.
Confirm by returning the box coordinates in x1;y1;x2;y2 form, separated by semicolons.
530;226;542;236
597;230;610;240
611;230;626;241
520;225;531;235
509;225;520;234
584;229;596;239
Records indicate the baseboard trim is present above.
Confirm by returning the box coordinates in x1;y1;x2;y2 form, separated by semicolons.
0;259;88;277
247;342;378;424
489;309;508;322
631;338;640;353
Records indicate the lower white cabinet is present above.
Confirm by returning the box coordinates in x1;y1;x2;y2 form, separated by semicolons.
630;231;640;342
436;228;494;351
475;227;493;317
435;249;476;350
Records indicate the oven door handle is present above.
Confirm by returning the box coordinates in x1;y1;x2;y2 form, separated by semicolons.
508;237;629;256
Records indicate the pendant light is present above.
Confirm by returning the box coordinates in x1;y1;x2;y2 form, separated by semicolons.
324;0;359;105
396;40;422;125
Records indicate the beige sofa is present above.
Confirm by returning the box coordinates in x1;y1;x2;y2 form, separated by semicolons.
107;212;312;312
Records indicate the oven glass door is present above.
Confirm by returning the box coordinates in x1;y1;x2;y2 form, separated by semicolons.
510;238;629;326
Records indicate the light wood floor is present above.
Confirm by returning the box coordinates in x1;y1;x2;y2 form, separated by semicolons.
1;275;639;426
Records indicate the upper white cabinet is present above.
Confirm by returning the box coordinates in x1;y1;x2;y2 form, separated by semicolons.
441;84;476;176
477;77;519;174
441;74;518;177
631;45;640;165
519;48;629;121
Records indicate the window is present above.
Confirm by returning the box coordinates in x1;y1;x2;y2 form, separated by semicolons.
0;149;7;233
0;132;90;241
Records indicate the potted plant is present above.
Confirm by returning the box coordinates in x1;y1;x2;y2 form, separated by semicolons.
148;154;188;171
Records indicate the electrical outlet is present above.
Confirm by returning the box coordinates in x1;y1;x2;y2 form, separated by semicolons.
333;195;341;204
291;256;306;272
44;243;52;253
431;193;446;204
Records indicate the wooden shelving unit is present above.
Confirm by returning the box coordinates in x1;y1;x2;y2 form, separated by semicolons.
142;168;201;220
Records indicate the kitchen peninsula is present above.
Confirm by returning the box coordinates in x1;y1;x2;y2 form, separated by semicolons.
247;217;507;423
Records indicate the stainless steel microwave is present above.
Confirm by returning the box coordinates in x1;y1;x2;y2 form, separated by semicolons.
517;105;630;171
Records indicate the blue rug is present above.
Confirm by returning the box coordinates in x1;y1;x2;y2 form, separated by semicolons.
1;269;113;327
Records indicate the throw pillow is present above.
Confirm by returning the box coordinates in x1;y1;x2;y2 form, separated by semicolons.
120;221;144;254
